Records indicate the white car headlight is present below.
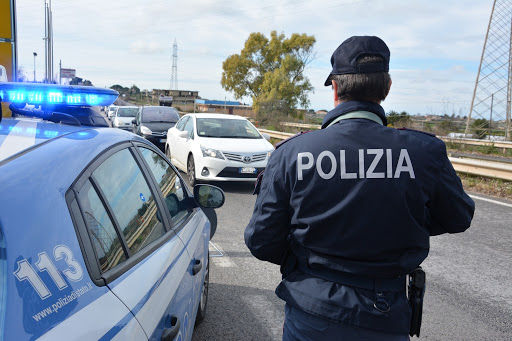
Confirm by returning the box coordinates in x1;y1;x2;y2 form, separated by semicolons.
200;145;224;159
267;149;274;158
140;125;152;135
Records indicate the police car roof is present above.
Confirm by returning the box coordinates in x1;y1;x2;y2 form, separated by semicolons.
0;116;146;165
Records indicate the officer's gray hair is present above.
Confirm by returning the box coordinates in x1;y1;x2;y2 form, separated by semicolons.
332;55;391;103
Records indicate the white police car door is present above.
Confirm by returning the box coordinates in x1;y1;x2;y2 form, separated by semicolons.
138;146;210;322
74;145;195;340
137;146;209;336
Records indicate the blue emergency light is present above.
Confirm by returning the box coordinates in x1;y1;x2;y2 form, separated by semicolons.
0;82;118;107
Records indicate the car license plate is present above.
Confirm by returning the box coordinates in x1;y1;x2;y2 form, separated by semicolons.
240;167;256;174
160;139;167;143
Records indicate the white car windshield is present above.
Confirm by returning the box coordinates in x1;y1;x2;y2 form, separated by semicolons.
196;118;261;139
117;107;138;117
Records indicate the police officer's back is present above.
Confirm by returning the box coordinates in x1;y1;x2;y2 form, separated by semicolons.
244;36;475;341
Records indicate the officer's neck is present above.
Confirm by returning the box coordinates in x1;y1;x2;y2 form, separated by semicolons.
334;99;381;107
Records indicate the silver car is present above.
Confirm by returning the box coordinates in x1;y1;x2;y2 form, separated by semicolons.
113;106;138;130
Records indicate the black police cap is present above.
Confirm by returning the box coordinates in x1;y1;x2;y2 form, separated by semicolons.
324;36;390;86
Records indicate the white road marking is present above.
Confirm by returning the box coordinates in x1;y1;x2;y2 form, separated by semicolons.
209;242;237;267
469;194;512;208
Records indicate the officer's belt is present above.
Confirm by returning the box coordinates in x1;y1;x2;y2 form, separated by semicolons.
289;243;405;292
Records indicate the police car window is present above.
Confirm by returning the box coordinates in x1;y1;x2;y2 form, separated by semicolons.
139;147;190;226
78;180;127;272
92;148;166;255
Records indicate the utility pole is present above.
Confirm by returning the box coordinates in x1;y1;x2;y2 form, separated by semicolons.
43;0;53;83
33;52;37;82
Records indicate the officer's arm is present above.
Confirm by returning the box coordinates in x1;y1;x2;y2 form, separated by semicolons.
426;143;475;236
244;156;291;265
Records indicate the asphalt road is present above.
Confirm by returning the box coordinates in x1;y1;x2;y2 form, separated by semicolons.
189;181;512;341
97;105;512;339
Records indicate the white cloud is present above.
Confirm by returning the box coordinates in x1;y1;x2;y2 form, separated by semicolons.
12;0;494;115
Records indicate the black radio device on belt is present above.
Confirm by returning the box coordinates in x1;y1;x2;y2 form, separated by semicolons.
408;267;426;337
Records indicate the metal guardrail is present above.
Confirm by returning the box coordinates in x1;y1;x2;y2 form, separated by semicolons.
440;137;512;149
259;129;294;140
259;128;512;181
279;122;512;149
449;157;512;181
280;122;321;129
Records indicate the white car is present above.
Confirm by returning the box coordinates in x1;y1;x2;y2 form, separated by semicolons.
166;113;274;185
106;105;118;119
113;106;138;130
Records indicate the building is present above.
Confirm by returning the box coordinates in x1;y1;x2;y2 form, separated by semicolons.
151;89;256;117
195;99;255;118
152;89;199;112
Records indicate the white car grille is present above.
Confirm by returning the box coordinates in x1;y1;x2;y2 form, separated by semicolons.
223;152;267;163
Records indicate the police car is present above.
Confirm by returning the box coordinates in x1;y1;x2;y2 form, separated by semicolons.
0;82;225;340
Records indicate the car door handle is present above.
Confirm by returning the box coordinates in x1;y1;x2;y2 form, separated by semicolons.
192;259;202;275
161;316;180;341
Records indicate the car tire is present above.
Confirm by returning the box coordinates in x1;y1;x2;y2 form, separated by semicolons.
195;254;209;325
165;145;171;161
187;154;197;186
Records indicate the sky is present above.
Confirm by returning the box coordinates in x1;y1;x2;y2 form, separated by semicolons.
13;0;493;115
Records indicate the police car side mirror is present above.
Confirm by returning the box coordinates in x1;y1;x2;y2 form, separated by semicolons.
262;133;270;141
178;131;188;138
132;119;137;125
193;184;224;240
193;184;225;208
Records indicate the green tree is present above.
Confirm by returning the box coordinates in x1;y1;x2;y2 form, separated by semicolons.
69;77;83;85
110;84;129;94
386;110;411;127
130;84;140;95
221;31;316;125
17;67;28;82
471;118;489;139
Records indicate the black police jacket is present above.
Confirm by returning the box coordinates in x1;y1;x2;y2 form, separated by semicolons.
244;100;475;334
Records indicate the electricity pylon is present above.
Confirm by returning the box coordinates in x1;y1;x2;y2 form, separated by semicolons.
170;39;178;91
466;0;512;140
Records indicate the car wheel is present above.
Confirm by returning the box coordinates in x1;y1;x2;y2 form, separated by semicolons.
195;254;209;325
165;145;171;161
187;155;197;186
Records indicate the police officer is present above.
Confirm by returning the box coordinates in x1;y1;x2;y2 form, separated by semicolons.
244;36;475;341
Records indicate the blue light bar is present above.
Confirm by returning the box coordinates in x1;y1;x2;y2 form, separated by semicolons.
0;82;118;107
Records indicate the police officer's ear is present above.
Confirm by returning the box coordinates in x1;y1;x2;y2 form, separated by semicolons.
331;79;340;105
385;79;392;99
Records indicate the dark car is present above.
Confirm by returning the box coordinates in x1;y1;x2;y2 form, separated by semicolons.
132;106;180;150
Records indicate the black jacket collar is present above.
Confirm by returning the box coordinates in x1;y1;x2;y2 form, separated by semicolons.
321;100;387;129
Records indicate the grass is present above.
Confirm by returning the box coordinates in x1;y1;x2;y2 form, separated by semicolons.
458;173;512;200
446;142;512;200
445;141;512;157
